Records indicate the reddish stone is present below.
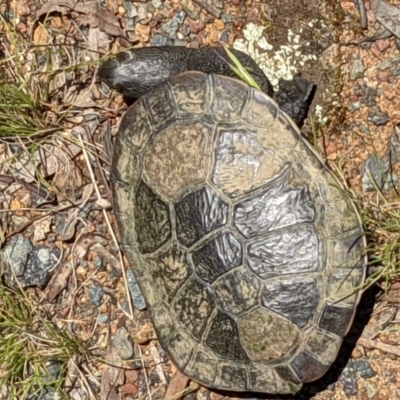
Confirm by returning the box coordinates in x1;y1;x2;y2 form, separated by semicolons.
376;69;393;82
189;19;205;34
375;38;391;53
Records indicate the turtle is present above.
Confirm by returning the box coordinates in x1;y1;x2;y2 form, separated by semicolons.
101;49;367;394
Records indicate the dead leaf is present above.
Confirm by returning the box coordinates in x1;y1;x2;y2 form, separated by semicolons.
33;24;50;46
35;0;78;21
372;0;400;40
35;0;126;38
163;371;189;400
86;8;126;38
47;258;73;302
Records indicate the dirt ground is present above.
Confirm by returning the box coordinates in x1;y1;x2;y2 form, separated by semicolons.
1;0;400;399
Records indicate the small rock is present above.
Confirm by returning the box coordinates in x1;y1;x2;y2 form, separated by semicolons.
351;346;363;358
353;359;376;378
350;59;365;80
98;314;108;323
378;58;394;70
182;0;201;19
19;246;61;288
174;39;187;46
219;29;229;42
137;3;150;23
325;141;337;155
188;39;200;48
375;38;391;52
221;10;235;23
2;10;14;22
181;23;191;36
354;83;377;106
212;0;224;8
368;105;389;126
151;0;162;8
89;283;104;306
338;360;358;396
150;34;174;46
384;173;399;190
363;381;379;399
126;18;135;32
2;235;33;276
127;270;147;311
135;23;151;42
231;0;242;5
361;155;388;192
161;18;179;39
213;19;225;30
348;102;361;112
188;19;205;34
92;256;102;269
376;69;393;82
113;327;134;360
78;202;93;219
124;1;138;18
175;9;186;24
388;127;400;163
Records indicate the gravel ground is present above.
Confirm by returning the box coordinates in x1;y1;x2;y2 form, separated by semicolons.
1;0;400;399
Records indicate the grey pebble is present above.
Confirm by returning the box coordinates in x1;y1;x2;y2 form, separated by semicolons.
355;83;378;107
361;155;388;192
368;105;390;126
219;29;230;43
113;327;134;360
221;10;235;23
98;314;109;323
93;256;102;269
338;360;358;396
78;202;93;219
182;0;201;19
124;1;138;18
20;246;61;288
174;39;187;47
127;269;147;310
2;234;33;276
348;102;361;112
353;359;376;378
350;59;365;80
89;283;104;306
161;18;179;39
378;59;394;70
181;23;191;37
150;34;174;46
54;213;67;235
387;127;400;164
151;0;163;8
126;18;136;32
175;9;186;24
363;381;379;399
212;0;224;8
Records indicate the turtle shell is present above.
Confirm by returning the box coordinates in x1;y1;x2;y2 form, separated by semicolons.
111;71;366;394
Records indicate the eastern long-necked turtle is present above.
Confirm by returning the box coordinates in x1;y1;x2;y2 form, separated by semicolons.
99;46;366;394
